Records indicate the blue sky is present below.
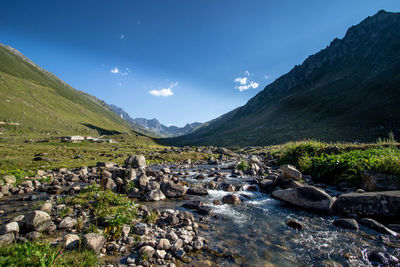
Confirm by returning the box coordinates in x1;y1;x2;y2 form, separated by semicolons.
1;1;399;126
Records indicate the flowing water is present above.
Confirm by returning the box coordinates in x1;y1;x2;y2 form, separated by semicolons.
147;163;400;267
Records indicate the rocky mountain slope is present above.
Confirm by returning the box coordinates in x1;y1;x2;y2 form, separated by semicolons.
0;44;132;136
167;10;400;147
109;104;202;137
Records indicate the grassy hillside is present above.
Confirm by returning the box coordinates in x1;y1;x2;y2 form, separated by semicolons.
167;10;400;147
0;43;132;137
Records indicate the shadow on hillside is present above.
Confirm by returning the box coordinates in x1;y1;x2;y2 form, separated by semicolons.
81;123;121;135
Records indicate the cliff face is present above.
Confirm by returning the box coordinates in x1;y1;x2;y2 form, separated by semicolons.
168;10;400;146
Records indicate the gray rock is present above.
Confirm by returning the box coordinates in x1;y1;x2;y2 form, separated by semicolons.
272;186;334;213
24;211;52;232
133;223;149;235
165;214;180;225
102;178;117;192
0;233;14;246
61;234;80;250
122;225;131;238
331;191;400;219
139;245;155;258
361;171;400;191
40;202;52;213
359;218;398;235
193;240;203;250
125;155;146;169
187;187;208;196
157;238;171;250
161;181;186;198
155;249;167;259
166;232;178;242
1;222;19;234
138;174;150;190
280;164;302;181
58;217;77;229
286;219;304;230
144;189;166;201
26;231;41;241
83;233;105;253
222;194;241;205
333;218;359;230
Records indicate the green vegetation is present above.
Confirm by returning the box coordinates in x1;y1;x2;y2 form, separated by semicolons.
0;242;98;267
63;185;137;240
237;160;250;171
144;210;159;224
272;140;400;185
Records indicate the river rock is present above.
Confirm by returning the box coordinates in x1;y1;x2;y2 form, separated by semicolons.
331;191;400;219
259;179;275;193
222;194;241;205
0;233;15;246
361;171;400;191
61;234;80;250
125;155;146;168
286;219;303;230
40;202;52;213
333;218;359;230
280;164;302;180
139;245;155;258
165;214;180;225
3;175;16;185
1;222;19;234
138;174;150;190
161;181;186;198
158;238;171;250
358;218;398;236
187;187;208;195
26;231;41;240
83;233;105;253
58;216;77;229
122;225;131;238
272;186;334;213
144;189;166;201
133;223;149;235
102;178;117;191
24;210;52;232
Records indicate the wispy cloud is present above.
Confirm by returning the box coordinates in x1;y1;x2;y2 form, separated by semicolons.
118;82;123;87
149;82;178;97
110;67;130;76
234;71;259;92
120;34;125;39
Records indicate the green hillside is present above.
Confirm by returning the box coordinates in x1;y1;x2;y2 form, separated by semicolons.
0;43;131;137
167;10;400;147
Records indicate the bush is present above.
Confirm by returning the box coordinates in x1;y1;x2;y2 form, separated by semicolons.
237;160;250;171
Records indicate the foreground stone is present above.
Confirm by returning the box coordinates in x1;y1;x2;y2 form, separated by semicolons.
222;194;241;205
280;164;302;181
331;191;400;219
83;233;106;253
24;211;52;232
0;233;15;246
161;181;186;198
333;218;359;230
272;186;334;213
61;234;80;250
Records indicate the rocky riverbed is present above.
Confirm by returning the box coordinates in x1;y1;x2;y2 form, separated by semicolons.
0;152;399;266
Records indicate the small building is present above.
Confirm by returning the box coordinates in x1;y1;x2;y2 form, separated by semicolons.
61;135;85;143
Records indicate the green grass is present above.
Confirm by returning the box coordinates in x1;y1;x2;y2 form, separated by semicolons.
237;160;250;171
62;185;137;240
0;242;98;267
272;140;400;185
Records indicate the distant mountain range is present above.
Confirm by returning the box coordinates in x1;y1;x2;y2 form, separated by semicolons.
166;10;400;147
109;104;202;137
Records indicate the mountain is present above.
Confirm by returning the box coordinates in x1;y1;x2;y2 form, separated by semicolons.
167;10;400;147
109;104;202;137
0;43;132;136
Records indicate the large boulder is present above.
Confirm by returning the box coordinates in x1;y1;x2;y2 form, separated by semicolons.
331;191;400;219
161;181;186;198
82;233;105;253
272;186;334;213
187;187;208;196
360;171;400;191
125;155;146;168
359;218;398;236
144;189;166;201
137;174;150;190
24;211;52;232
279;164;302;181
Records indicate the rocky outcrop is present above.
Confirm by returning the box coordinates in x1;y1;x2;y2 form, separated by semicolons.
272;186;334;213
331;191;400;219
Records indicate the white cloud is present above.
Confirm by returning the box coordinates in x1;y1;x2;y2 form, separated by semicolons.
149;82;178;97
265;75;271;80
118;82;122;87
149;88;173;97
244;70;250;76
234;77;247;85
110;67;130;76
120;34;125;39
235;81;259;92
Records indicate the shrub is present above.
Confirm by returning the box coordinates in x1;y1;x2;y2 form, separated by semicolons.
237;160;250;171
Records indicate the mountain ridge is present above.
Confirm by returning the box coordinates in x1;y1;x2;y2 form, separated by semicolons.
165;10;400;147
